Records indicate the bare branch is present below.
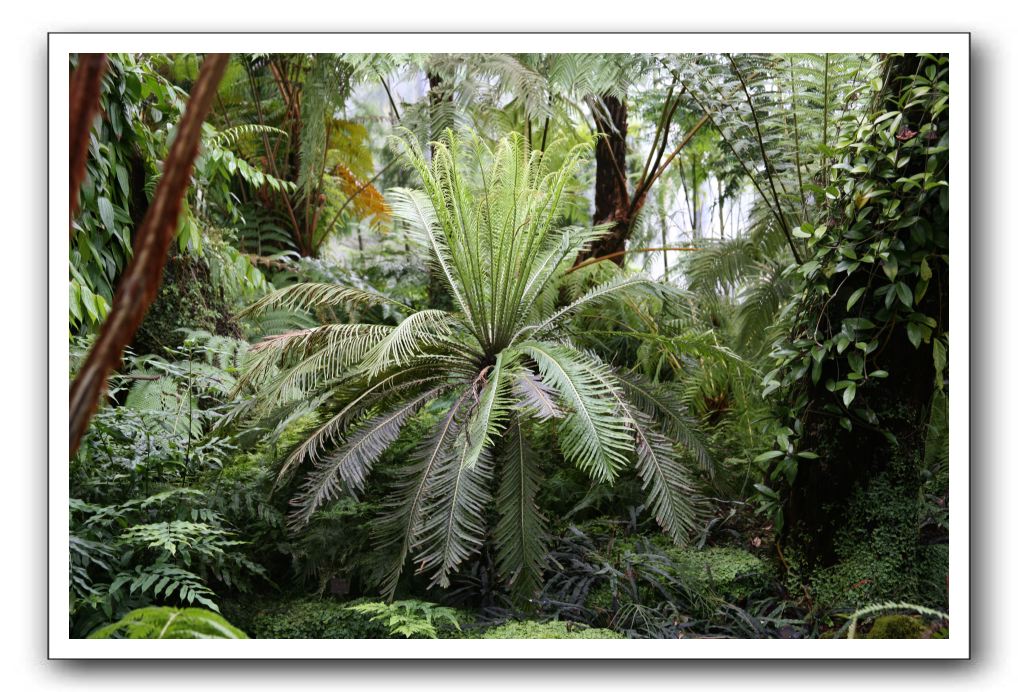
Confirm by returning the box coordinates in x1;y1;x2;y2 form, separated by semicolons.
69;54;231;455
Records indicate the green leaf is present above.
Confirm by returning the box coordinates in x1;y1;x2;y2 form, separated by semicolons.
882;254;898;281
97;196;115;231
907;322;922;348
843;383;857;407
895;282;913;307
846;287;866;311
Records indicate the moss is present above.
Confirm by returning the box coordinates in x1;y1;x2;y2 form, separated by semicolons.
481;620;623;639
224;597;391;639
866;615;925;639
133;253;240;356
585;583;614;612
666;546;773;602
793;469;948;614
785;433;948;615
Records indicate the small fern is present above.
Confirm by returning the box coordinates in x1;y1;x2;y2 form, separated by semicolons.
345;600;462;639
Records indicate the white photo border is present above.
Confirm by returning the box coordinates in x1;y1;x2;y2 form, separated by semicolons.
48;32;970;660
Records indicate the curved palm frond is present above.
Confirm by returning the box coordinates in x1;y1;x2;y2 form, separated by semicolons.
519;341;631;484
494;418;548;598
288;387;445;527
240;282;409;317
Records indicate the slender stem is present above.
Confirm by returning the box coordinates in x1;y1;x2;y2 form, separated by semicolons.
566;245;700;275
380;75;401;121
727;54;802;264
634;112;709;216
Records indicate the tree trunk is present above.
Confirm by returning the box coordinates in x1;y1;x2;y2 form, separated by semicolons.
575;94;631;266
426;72;454;310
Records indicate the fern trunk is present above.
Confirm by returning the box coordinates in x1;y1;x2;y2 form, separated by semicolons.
576;94;631;265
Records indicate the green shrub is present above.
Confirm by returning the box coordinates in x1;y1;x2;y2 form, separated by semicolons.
789;468;949;614
481;620;623;639
346;600;465;639
234;597;391;639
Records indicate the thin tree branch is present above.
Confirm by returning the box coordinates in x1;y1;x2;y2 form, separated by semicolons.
727;54;802;264
69;53;230;455
638;83;684;197
69;53;107;227
566;245;700;275
380;75;401;121
631;112;709;216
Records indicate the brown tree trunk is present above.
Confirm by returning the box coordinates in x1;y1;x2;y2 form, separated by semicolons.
575;94;632;266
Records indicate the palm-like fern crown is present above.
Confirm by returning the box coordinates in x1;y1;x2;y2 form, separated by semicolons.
241;129;710;598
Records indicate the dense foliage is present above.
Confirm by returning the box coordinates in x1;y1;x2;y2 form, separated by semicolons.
68;51;950;640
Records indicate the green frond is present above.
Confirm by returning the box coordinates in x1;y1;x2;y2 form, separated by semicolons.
359;309;459;379
512;370;563;421
615;371;714;476
526;274;660;338
519;341;631;484
88;607;248;639
458;350;514;469
387;186;473;320
376;387;473;598
237;323;392;394
628;409;701;543
288;387;443;527
493;418;548;599
276;369;448;483
414;427;496;589
208;123;287;149
240;282;409;317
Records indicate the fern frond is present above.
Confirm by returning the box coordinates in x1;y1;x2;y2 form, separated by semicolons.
519;341;631;483
628;409;701;542
512;370;563;421
615;371;713;475
414;414;496;588
289;387;444;527
240;282;409;317
359;309;458;379
88;607;248;639
493;418;548;599
376;387;473;598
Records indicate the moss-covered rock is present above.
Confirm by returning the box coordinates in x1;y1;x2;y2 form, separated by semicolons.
866;615;926;639
480;620;623;639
